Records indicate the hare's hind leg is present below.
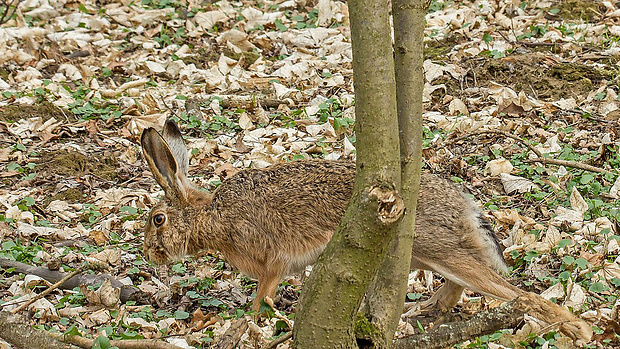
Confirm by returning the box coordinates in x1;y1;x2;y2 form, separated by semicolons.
403;279;464;317
422;279;464;311
423;255;592;342
404;258;466;317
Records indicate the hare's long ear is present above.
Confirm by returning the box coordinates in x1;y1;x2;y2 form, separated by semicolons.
141;127;189;205
162;120;189;177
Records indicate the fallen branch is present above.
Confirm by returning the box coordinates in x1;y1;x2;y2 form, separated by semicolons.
0;258;148;304
523;157;612;175
445;130;614;175
186;95;300;114
444;129;543;158
0;311;79;349
11;263;90;314
393;297;526;349
50;332;184;349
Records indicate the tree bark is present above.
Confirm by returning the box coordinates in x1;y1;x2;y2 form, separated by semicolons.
292;0;403;346
361;0;425;347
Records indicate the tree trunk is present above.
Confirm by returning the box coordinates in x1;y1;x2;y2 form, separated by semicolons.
361;0;426;347
292;0;403;346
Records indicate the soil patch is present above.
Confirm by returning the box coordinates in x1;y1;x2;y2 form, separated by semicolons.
42;187;86;206
455;54;614;100
425;34;464;61
37;149;119;181
0;102;75;123
558;0;606;23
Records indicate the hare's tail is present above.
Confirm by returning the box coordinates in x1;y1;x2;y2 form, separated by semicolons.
474;212;509;274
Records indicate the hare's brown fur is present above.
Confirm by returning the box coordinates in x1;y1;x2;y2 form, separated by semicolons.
141;121;592;342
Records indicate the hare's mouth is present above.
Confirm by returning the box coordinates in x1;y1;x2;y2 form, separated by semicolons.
145;249;173;265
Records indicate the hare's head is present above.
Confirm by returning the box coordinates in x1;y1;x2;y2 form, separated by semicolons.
141;120;211;264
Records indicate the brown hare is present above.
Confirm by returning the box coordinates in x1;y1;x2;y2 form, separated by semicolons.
141;120;592;342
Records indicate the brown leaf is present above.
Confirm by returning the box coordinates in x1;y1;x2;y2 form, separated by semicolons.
89;230;109;246
214;163;240;179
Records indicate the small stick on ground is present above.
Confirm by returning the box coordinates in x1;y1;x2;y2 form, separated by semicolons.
10;264;90;314
265;332;293;349
0;258;146;303
523;158;612;175
394;296;527;349
443;129;543;158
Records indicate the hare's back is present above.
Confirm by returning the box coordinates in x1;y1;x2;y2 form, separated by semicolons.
211;160;355;262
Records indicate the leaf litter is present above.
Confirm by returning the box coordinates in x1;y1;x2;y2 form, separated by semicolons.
0;0;619;347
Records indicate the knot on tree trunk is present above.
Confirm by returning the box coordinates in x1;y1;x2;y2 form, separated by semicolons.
369;185;404;225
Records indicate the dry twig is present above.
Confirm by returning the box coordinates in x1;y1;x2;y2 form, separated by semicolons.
0;0;21;25
0;258;147;303
522;157;612;174
265;332;293;349
444;129;543;157
393;296;528;349
445;129;615;175
10;264;90;314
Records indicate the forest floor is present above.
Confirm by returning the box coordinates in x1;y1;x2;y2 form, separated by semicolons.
0;0;619;348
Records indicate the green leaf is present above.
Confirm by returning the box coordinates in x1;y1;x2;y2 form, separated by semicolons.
557;239;573;248
407;292;422;301
7;163;21;171
490;50;505;59
120;206;138;215
174;310;189;319
101;67;112;77
275;19;287;32
171;263;186;274
588;282;609;293
558;271;571;281
22;197;35;206
63;325;81;337
574;258;589;269
92;336;111;349
580;174;594;184
416;320;424;332
562;256;575;265
482;33;492;44
611;278;620;287
186;291;200;299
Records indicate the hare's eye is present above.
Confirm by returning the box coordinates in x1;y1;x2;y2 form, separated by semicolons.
153;213;166;227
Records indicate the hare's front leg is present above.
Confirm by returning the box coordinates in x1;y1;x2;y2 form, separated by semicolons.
253;268;285;311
